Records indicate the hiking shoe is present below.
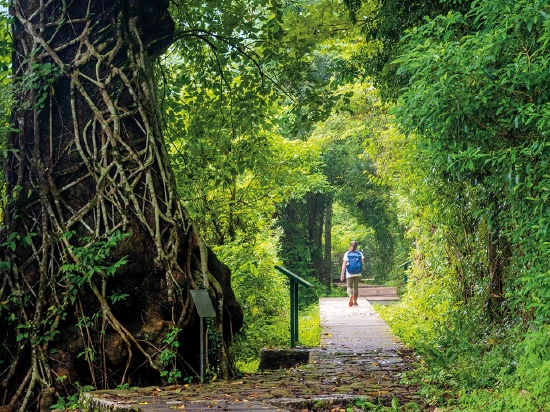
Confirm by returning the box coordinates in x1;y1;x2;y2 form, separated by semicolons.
349;296;354;307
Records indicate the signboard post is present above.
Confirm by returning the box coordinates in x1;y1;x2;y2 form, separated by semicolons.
190;289;216;383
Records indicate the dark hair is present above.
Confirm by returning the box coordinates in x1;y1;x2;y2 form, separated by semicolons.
350;241;358;251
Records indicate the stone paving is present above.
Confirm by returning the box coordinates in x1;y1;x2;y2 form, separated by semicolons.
82;295;423;411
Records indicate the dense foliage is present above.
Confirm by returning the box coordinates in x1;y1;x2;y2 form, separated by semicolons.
373;0;550;410
3;0;550;409
158;0;408;371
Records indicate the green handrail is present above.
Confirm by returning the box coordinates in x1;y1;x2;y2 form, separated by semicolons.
274;265;314;347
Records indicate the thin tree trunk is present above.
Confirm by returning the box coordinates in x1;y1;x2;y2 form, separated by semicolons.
322;196;333;288
307;192;326;278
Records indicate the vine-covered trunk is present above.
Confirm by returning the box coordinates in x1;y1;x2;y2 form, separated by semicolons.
0;1;242;410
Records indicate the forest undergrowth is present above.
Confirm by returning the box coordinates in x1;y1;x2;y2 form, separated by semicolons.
378;287;550;411
213;231;331;374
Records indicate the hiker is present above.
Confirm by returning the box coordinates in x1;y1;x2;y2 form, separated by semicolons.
340;240;364;307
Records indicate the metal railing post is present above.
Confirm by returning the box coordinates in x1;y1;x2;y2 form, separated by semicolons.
274;265;314;348
290;279;296;347
293;279;299;345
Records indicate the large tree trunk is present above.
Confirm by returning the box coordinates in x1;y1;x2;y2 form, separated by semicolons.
0;1;242;410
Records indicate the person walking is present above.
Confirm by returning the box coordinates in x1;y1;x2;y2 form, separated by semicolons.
340;241;364;307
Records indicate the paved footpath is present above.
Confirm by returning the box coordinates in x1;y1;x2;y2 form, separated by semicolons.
82;296;423;411
319;296;401;352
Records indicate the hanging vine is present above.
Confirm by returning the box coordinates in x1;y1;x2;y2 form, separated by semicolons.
0;1;242;410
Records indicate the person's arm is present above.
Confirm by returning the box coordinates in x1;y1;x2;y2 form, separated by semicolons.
340;258;347;281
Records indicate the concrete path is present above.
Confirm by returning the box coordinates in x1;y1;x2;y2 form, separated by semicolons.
319;297;401;352
82;295;421;411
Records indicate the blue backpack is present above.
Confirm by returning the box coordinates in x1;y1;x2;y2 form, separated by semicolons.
346;250;363;274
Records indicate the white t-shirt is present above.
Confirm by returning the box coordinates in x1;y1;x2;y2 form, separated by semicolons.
343;250;364;278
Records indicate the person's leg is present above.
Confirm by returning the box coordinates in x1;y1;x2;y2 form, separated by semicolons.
353;276;359;304
346;277;354;297
346;277;354;306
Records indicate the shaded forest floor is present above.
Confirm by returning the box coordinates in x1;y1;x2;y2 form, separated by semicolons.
83;297;431;411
